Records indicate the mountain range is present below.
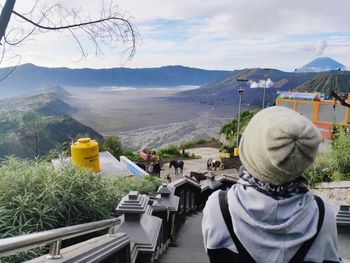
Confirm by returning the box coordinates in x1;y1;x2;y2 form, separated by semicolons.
0;64;232;98
174;68;317;106
174;61;350;107
0;57;349;157
0;57;348;100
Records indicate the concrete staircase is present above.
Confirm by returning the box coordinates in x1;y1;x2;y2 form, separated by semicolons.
337;205;350;225
159;212;209;263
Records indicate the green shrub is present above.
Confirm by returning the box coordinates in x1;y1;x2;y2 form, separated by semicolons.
0;157;161;261
122;150;144;162
304;129;350;186
304;155;333;187
157;145;180;158
102;135;123;159
329;128;350;177
183;138;211;148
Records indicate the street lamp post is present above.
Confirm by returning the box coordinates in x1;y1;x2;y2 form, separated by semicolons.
235;78;248;149
262;68;270;109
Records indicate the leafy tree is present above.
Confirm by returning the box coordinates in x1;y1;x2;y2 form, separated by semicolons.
220;109;260;147
102;135;123;158
16;111;45;158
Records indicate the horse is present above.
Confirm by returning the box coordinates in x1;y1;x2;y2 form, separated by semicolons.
136;162;146;171
169;160;184;175
207;158;221;171
190;171;206;182
147;161;161;177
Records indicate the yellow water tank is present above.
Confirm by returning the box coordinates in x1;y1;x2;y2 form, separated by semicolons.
71;138;100;173
233;147;239;157
346;194;350;205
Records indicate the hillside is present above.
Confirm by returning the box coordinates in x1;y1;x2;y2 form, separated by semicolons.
173;68;317;106
0;86;103;159
0;64;232;98
293;71;350;94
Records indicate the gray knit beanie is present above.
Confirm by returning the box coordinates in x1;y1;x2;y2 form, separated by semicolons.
238;106;323;185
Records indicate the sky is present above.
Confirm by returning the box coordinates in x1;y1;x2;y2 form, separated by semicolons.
0;0;350;71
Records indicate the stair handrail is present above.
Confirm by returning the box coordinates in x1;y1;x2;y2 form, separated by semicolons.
0;217;121;258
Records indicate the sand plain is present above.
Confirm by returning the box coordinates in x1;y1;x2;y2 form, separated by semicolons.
65;87;235;149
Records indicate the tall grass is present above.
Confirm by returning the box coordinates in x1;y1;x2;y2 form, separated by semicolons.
0;157;161;262
182;138;217;148
157;145;181;158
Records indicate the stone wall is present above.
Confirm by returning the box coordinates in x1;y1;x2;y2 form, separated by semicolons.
312;181;350;210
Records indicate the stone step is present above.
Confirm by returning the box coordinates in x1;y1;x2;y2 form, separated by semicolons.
337;215;350;219
337;212;350;216
159;212;209;263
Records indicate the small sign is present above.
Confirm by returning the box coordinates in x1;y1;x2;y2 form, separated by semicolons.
277;91;324;101
120;156;149;177
218;152;230;158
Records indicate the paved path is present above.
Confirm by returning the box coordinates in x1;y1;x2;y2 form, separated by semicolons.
338;226;350;262
158;212;209;263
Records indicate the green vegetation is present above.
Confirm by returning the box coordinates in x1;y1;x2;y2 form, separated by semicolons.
157;145;181;158
0;157;161;262
157;144;200;159
101;135;123;159
182;138;218;149
220;109;260;147
122;150;144;162
304;128;350;186
294;72;350;94
119;140;206;162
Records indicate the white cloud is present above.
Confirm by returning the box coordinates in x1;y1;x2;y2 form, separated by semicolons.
313;41;328;56
1;0;350;70
249;79;274;89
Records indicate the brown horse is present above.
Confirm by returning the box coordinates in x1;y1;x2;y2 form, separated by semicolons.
190;171;206;182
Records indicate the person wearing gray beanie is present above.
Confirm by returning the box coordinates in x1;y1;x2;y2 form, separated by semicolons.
202;106;341;263
239;106;323;185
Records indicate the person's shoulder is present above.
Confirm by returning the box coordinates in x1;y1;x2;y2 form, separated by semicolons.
307;196;340;263
204;190;229;213
202;190;236;252
203;190;221;214
319;197;337;229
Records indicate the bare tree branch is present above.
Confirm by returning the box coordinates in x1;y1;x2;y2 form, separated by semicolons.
0;0;138;81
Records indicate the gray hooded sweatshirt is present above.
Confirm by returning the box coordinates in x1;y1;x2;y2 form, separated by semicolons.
202;181;341;262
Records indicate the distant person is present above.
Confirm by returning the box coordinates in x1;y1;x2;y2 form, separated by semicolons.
202;106;340;263
180;144;186;157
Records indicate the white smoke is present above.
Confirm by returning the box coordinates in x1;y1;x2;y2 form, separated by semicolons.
314;40;328;56
249;78;274;88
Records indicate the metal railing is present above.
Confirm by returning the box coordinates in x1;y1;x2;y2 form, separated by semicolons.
0;174;232;262
0;217;121;259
